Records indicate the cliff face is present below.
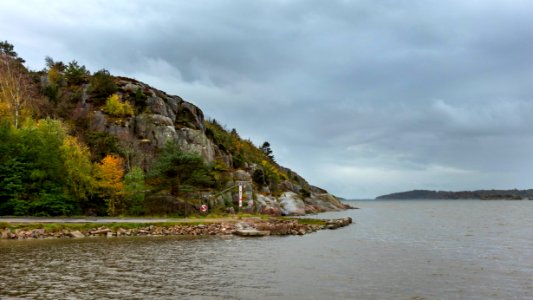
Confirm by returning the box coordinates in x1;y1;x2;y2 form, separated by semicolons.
77;76;348;215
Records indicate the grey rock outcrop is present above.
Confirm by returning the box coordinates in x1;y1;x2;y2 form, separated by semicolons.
279;192;306;216
175;128;216;163
234;169;252;182
255;194;282;216
83;76;349;216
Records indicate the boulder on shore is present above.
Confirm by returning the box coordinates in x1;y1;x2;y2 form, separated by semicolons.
279;192;306;216
69;230;85;238
233;229;270;237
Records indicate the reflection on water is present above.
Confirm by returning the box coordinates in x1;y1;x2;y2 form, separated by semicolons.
1;200;532;299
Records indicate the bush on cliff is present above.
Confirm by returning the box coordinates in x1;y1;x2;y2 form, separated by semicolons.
104;94;133;117
89;69;117;100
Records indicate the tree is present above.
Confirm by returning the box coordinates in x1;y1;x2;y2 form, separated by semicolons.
0;119;81;216
252;168;267;186
134;87;147;112
0;41;24;63
147;141;212;197
96;155;125;216
64;60;89;85
60;136;95;204
89;69;117;99
0;55;34;128
260;141;275;161
44;56;66;71
124;166;145;215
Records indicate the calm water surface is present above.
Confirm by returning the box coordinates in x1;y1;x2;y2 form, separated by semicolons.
1;200;532;299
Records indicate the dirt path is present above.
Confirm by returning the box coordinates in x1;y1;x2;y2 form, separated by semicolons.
0;217;242;224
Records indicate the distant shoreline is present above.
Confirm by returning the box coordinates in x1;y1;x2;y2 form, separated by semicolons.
376;189;533;200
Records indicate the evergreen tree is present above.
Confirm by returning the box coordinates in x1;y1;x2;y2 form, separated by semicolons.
147;141;212;197
64;60;89;85
0;41;24;63
260;141;275;161
124;166;145;215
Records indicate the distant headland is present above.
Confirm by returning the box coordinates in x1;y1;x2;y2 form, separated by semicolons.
376;189;533;200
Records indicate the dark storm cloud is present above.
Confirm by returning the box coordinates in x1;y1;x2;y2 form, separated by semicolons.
3;0;533;197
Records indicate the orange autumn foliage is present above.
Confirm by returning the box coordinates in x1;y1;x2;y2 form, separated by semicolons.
96;154;125;216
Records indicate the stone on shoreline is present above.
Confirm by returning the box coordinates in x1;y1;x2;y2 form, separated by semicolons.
234;229;271;237
325;217;352;229
69;230;85;238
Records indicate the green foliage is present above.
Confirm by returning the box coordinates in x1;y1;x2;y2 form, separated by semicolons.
252;169;267;186
204;119;290;193
300;188;311;198
28;189;79;216
89;69;117;100
134;87;147;112
103;94;133;117
47;68;64;87
124;166;145;215
204;119;235;154
43;84;60;103
64;60;89;85
0;40;24;63
0;119;91;216
204;119;285;173
147;141;213;197
209;159;231;189
84;131;123;161
261;159;287;193
45;56;65;72
260;141;275;161
295;218;326;226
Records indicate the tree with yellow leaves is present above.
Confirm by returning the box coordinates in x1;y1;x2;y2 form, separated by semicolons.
0;51;34;128
61;135;96;204
96;154;125;216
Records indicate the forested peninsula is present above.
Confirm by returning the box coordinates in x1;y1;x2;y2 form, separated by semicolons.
0;41;348;217
376;189;533;200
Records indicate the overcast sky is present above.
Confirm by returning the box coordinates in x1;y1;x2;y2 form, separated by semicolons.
2;0;533;198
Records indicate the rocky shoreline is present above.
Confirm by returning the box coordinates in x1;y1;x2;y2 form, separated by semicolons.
0;217;352;240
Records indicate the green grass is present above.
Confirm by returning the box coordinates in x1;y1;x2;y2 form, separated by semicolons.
293;218;327;225
0;214;326;234
0;221;211;233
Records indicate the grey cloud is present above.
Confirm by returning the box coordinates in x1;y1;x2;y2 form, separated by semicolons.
2;0;533;197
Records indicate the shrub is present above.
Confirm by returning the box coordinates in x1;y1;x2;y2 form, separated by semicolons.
104;94;134;117
252;169;267;186
84;131;123;160
300;188;311;198
89;69;117;99
134;87;147;112
64;60;89;85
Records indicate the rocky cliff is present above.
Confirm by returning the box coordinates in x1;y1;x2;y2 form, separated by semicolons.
74;76;348;215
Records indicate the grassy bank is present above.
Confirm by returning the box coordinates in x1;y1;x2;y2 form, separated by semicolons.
0;216;327;233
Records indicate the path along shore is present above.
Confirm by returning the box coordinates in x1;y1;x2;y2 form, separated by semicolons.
0;216;352;240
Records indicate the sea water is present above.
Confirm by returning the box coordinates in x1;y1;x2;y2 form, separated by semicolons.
1;200;532;299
